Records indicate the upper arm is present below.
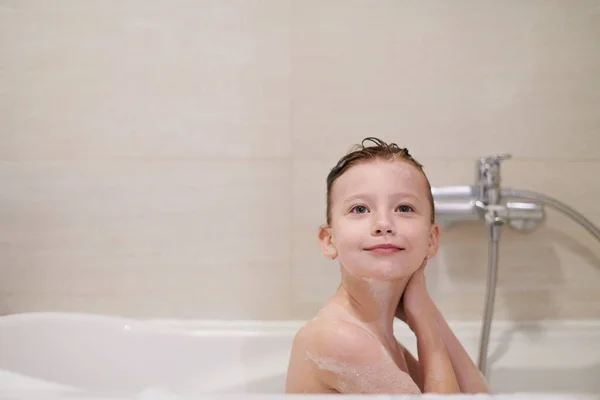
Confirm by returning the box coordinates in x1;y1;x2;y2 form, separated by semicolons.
311;322;421;395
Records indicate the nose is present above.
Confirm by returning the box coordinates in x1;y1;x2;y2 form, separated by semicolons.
371;213;395;236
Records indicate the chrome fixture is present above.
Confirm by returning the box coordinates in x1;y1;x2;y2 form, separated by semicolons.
431;154;600;381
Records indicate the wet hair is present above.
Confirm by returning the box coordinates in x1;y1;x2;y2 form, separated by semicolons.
325;137;434;225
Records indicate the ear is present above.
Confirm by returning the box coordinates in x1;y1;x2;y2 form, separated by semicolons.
427;223;440;259
317;225;338;260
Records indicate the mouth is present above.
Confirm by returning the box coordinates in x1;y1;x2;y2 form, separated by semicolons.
364;244;404;253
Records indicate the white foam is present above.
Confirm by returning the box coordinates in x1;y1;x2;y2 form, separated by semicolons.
363;277;393;310
306;349;414;394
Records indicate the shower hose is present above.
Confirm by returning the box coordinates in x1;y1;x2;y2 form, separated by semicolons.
477;188;600;380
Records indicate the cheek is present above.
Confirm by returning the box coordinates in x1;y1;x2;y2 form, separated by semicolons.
332;220;364;245
333;232;360;255
409;225;433;253
331;225;366;264
413;225;431;243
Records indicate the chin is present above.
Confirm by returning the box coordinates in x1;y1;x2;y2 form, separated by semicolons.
347;261;412;281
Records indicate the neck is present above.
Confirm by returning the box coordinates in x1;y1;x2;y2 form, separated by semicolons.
336;267;409;343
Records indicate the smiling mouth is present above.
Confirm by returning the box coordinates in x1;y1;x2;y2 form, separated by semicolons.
364;244;404;252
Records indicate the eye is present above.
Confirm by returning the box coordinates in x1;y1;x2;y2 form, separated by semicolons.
350;205;369;214
396;204;414;213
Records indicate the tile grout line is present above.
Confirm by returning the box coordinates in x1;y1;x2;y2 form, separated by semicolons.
288;0;295;321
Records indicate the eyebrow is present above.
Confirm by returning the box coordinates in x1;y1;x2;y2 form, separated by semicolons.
342;192;422;206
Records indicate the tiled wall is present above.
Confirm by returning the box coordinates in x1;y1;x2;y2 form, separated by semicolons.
1;1;599;321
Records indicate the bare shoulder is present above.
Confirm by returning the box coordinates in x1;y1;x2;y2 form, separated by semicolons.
309;317;381;364
289;315;420;394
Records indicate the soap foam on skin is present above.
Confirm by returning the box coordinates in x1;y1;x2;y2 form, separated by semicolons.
300;291;415;393
305;349;412;394
364;277;392;310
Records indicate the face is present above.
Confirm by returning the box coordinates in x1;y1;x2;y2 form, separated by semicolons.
319;160;439;280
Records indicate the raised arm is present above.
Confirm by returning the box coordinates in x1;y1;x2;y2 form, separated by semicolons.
400;263;460;394
432;303;489;393
398;263;488;394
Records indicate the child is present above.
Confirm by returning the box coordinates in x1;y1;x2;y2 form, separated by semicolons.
285;137;489;394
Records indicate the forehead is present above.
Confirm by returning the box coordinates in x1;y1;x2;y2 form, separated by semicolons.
331;160;428;199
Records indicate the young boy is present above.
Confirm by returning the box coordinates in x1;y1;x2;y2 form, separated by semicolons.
285;137;489;394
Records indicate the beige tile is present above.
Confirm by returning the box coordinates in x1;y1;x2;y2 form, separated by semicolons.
292;1;600;159
290;158;340;308
291;226;342;309
0;1;291;160
0;261;290;320
430;225;600;321
0;160;292;319
0;160;292;263
501;160;600;241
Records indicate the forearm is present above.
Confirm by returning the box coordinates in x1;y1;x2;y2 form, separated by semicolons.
410;310;460;394
433;305;489;393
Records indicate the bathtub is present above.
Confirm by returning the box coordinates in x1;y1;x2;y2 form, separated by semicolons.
0;312;599;399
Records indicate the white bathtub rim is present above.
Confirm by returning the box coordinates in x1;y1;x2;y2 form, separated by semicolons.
1;312;600;397
1;311;600;340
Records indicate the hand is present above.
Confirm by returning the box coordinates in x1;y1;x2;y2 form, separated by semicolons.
395;258;432;325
